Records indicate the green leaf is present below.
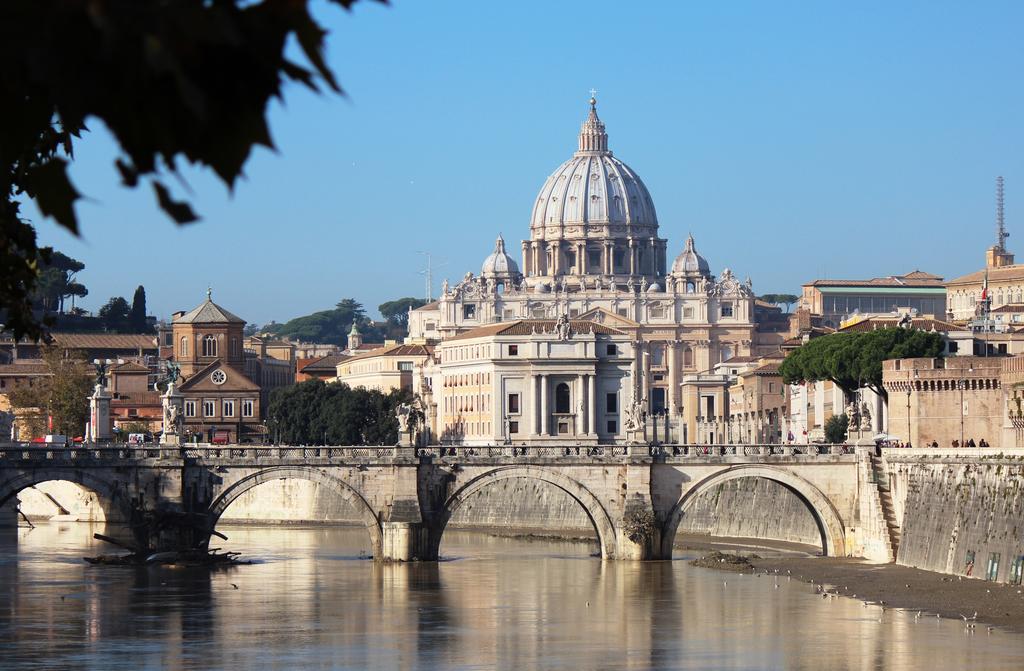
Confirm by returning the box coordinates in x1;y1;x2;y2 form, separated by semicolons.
26;158;81;234
115;159;140;187
153;181;200;224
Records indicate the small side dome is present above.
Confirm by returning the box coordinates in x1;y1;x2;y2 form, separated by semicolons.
647;282;662;292
481;235;521;278
671;234;711;276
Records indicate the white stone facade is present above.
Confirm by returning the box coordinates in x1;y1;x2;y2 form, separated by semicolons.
407;98;760;444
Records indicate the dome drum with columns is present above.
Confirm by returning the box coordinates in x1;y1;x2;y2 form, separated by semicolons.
523;97;667;289
404;97;763;446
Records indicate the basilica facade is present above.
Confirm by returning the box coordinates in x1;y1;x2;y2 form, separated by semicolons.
404;98;762;444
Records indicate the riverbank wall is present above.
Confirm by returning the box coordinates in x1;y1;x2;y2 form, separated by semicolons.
883;449;1024;583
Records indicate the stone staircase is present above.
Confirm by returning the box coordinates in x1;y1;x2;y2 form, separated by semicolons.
869;454;901;560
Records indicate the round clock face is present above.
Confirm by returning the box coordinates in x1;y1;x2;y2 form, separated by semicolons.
211;369;227;385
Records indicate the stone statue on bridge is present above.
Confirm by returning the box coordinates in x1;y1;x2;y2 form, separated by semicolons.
160;365;185;446
859;402;872;432
396;403;416;447
625;399;645;433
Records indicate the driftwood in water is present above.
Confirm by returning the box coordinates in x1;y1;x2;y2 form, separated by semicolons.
85;533;247;567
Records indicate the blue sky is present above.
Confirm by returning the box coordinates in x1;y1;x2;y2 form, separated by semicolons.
26;1;1024;325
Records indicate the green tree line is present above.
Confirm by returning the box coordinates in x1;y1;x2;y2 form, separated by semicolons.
267;380;408;445
779;328;945;400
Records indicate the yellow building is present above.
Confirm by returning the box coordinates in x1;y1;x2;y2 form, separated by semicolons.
334;342;433;394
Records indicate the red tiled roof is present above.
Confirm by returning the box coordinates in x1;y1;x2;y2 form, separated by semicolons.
112;361;150;373
752;363;781;375
50;333;158;350
720;355;759;364
111;391;162;407
299;354;349;373
0;362;50;376
412;300;440;311
804;270;944;288
991;304;1024;314
947;265;1024;287
342;343;434;363
839;317;958;333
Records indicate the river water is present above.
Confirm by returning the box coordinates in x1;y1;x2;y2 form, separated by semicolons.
2;523;1024;670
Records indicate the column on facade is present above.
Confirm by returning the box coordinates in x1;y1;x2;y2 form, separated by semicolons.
588;373;597;436
577;242;585;275
577;376;585;436
667;341;679;415
539;374;549;436
527;373;538;437
604;242;613;275
642;343;651;408
667;340;679;442
628;238;637;276
521;241;531;276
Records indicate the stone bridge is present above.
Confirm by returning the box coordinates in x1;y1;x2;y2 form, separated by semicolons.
0;443;895;562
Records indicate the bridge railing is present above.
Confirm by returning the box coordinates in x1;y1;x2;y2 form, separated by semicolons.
0;442;858;464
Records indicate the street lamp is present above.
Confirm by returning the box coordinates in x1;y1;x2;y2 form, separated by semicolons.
958;365;973;447
906;369;919;447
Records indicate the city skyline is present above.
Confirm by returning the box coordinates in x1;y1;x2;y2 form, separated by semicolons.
22;0;1024;325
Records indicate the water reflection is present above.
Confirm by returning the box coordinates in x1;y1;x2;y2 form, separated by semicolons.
0;523;1023;670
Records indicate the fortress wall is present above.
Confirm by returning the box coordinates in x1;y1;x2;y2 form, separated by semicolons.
889;458;1024;582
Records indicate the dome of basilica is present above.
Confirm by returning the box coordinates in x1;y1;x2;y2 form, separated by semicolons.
481;235;521;277
529;98;658;236
671;234;711;276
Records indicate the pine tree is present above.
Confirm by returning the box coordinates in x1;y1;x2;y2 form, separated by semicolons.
130;285;148;332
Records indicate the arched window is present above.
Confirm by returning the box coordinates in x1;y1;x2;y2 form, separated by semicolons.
683;346;694;368
555;383;571;414
180;336;188;357
203;334;218;357
686;281;696;294
231;338;238;358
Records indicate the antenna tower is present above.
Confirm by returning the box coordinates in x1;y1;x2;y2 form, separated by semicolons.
997;176;1008;251
418;252;447;302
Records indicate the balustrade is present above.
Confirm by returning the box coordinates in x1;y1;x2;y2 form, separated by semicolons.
0;441;854;466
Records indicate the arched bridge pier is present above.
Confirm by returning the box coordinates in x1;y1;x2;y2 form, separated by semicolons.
0;443;892;562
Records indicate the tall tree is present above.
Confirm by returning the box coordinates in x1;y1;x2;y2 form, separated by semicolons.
266;298;368;345
1;0;380;340
98;296;131;333
779;328;945;400
33;250;88;313
8;347;93;438
379;297;428;330
130;285;148;332
758;293;801;313
268;380;405;445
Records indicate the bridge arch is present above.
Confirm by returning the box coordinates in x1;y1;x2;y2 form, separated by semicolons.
207;466;383;556
0;468;133;523
660;465;847;559
437;466;617;559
